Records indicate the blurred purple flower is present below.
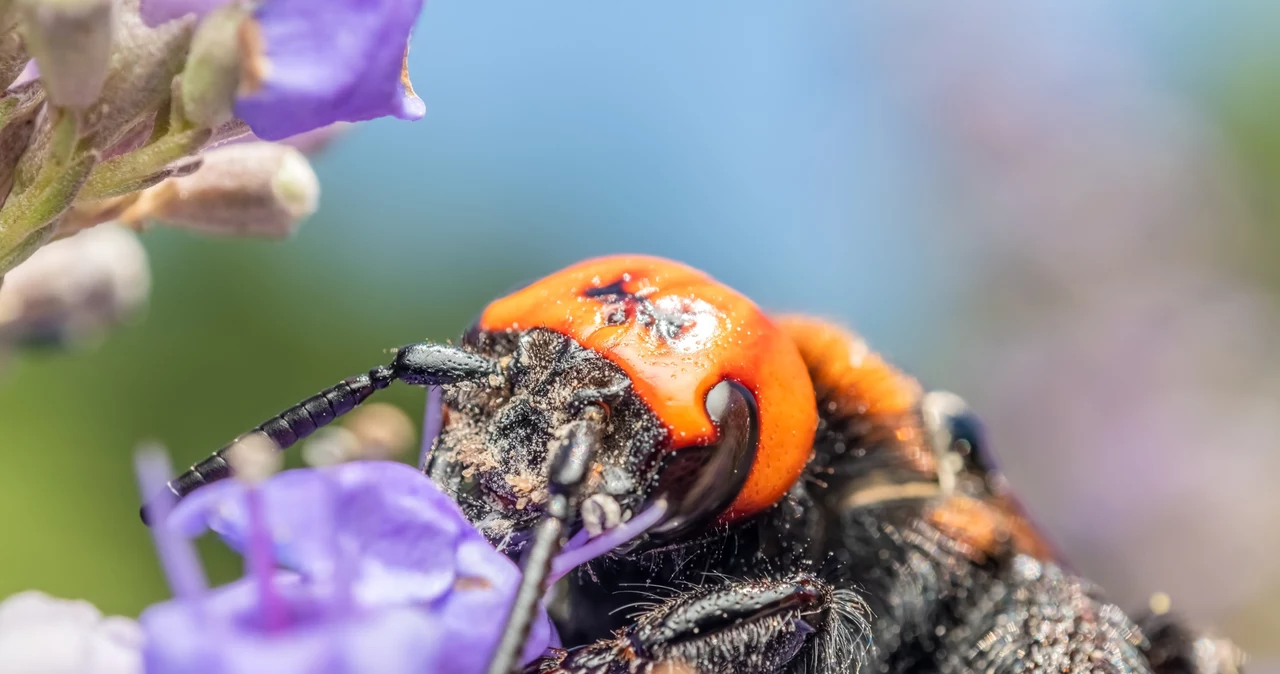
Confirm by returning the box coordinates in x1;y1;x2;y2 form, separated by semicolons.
0;590;143;674
149;458;555;672
142;573;452;673
141;0;426;140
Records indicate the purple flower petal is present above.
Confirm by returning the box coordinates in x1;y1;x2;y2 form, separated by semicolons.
423;538;558;672
142;574;449;674
234;0;426;141
9;60;38;89
152;460;560;671
139;0;231;27
170;461;463;604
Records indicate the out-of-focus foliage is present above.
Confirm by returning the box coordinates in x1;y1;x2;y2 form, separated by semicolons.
0;0;1276;661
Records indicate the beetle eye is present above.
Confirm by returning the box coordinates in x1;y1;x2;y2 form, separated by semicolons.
648;380;759;542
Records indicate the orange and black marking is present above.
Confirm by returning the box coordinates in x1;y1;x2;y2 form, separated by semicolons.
479;255;818;521
775;315;933;475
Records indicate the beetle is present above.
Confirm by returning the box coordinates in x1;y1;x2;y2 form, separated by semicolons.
146;255;1243;674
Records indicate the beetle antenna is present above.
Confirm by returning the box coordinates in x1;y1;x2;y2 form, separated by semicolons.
486;406;604;674
140;343;497;523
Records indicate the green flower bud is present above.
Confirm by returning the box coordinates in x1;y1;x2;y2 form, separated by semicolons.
180;2;248;128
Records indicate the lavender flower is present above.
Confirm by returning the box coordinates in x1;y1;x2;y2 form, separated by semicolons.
2;435;663;673
0;590;143;674
141;0;427;140
0;0;428;322
144;453;557;673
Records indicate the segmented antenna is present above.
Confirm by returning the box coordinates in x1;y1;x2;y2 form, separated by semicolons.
140;343;496;523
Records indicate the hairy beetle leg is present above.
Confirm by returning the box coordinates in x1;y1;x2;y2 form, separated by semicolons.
540;574;870;674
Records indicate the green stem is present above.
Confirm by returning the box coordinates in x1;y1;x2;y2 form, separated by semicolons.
78;126;211;202
0;151;97;274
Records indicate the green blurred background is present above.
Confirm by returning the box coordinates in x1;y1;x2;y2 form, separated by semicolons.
2;0;1277;659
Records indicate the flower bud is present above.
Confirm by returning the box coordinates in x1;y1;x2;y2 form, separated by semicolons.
180;1;247;128
0;223;150;347
18;0;116;109
342;402;416;461
82;0;194;151
301;404;415;466
301;426;359;467
223;433;281;484
129;141;318;238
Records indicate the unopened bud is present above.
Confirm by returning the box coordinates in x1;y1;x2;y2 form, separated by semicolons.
301;426;359;467
180;1;246;128
342;402;416;461
82;1;193;151
0;223;149;346
130;142;318;238
19;0;115;109
224;433;282;484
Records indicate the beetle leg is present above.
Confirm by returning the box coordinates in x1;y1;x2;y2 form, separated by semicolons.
487;406;606;674
539;574;870;674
